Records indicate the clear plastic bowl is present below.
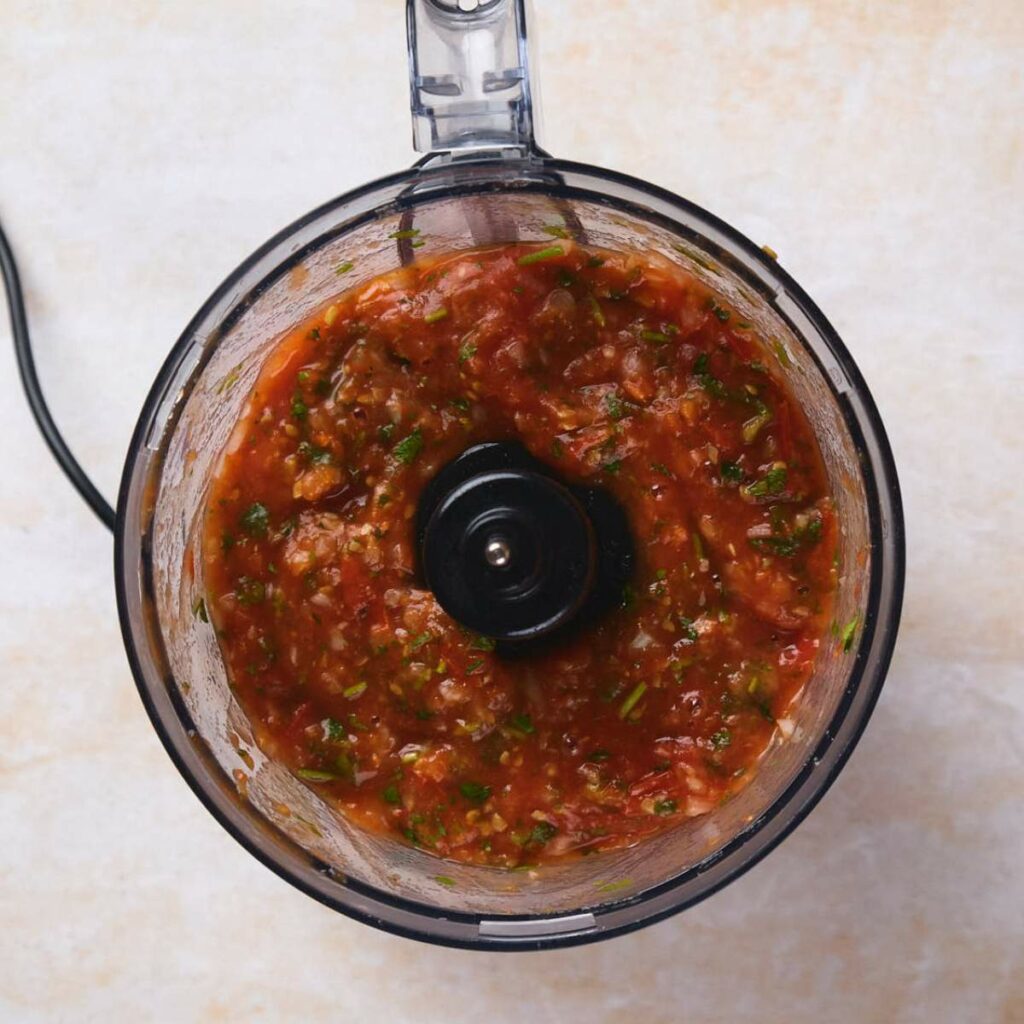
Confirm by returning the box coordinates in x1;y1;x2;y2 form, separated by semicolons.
115;0;904;949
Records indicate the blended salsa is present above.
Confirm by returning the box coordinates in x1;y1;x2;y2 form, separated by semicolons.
201;240;839;866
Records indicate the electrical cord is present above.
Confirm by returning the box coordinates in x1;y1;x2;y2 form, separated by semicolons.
1;219;116;532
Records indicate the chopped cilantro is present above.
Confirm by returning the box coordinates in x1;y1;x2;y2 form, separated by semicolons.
235;577;265;606
509;712;535;734
678;615;699;643
382;784;401;805
323;718;345;741
424;306;448;324
470;635;496;652
459;781;491;804
746;465;788;497
711;729;732;750
393;428;424;464
334;260;354;275
654;798;677;816
458;340;477;363
720;460;744;483
605;391;625;421
528;821;557;845
240;502;269;537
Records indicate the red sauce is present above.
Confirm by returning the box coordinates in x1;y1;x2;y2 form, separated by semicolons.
202;242;837;865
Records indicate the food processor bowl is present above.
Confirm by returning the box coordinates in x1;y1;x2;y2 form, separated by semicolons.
115;0;904;949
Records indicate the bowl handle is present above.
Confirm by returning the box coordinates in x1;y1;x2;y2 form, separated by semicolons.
406;0;542;160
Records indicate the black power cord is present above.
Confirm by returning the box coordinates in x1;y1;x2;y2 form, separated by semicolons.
1;219;116;532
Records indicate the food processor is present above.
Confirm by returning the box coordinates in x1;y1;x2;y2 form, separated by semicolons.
5;0;904;949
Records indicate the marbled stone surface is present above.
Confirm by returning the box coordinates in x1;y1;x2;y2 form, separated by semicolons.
1;2;1021;1021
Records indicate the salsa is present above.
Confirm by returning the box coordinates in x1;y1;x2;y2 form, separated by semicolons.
202;241;838;866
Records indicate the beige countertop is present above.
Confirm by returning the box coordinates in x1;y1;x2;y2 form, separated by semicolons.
1;1;1021;1021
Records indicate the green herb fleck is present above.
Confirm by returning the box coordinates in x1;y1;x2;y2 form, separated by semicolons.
721;460;744;483
711;729;732;750
343;681;367;700
619;681;648;720
458;340;477;364
424;306;448;324
742;401;773;443
541;224;569;239
435;874;456;887
588;295;606;327
605;391;625;421
692;531;705;561
393;428;424;464
641;329;670;344
323;718;345;741
291;394;308;420
466;658;485;674
746;465;788;497
841;616;859;653
459;781;491;804
296;768;341;782
678;615;699;643
410;632;433;651
772;339;792;368
191;596;208;623
470;635;496;652
335;260;354;275
389;228;421;240
654;798;677;816
517;245;564;266
510;712;535;734
595;878;633;893
382;784;401;805
529;821;558;845
235;577;265;606
240;502;270;537
693;353;727;398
